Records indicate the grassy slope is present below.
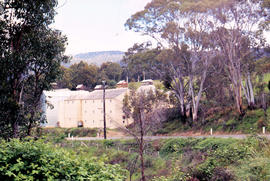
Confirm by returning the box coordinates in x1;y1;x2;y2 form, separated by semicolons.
58;135;270;181
156;106;270;135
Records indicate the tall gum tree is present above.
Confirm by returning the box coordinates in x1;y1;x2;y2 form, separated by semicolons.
126;0;269;117
0;0;68;138
208;0;268;113
126;0;214;121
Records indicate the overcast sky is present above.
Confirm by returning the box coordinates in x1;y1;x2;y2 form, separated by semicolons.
52;0;270;55
52;0;152;55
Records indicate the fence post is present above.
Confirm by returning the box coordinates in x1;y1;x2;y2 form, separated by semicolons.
263;127;266;134
210;128;213;136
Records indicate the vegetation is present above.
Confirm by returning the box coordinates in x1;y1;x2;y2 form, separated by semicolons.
38;135;270;181
0;139;126;180
0;0;68;138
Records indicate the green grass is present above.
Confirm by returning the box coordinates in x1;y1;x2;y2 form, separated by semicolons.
55;136;270;181
156;107;270;135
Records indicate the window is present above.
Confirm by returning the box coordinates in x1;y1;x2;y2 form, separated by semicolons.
93;100;95;103
122;116;126;119
85;100;87;103
110;99;112;103
123;121;125;124
78;121;83;127
110;110;112;113
92;110;95;113
93;120;94;124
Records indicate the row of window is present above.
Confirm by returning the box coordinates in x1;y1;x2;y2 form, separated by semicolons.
84;110;113;114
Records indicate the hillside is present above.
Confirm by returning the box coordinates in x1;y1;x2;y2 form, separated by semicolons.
65;51;124;67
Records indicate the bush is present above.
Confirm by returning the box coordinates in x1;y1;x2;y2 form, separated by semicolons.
0;139;126;180
160;138;199;157
194;138;238;151
233;157;270;181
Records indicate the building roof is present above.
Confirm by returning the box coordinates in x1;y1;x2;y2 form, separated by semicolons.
117;80;127;85
141;79;153;83
67;88;128;100
43;89;89;99
76;84;84;89
94;85;103;90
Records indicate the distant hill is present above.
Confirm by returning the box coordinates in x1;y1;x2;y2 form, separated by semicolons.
65;51;124;67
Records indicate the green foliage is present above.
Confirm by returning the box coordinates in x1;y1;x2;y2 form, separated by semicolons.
39;128;97;143
0;0;68;138
0;139;127;180
128;82;141;90
160;138;199;157
194;138;238;151
233;156;270;181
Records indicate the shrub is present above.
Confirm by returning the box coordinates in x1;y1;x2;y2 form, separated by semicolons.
0;139;126;180
160;138;198;157
233;156;270;181
194;138;238;151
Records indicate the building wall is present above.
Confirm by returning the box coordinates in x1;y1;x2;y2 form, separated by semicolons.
43;89;71;127
59;91;130;128
59;99;82;128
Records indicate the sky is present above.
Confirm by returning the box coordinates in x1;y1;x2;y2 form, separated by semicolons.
52;0;152;55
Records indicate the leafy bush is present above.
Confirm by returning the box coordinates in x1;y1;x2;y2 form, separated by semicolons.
233;156;270;181
0;139;126;180
159;138;199;157
194;138;238;151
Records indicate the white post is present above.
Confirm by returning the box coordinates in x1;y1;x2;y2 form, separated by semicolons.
68;133;70;138
263;127;266;134
210;128;213;136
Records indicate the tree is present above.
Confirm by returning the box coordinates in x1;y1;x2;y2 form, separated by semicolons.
208;0;267;113
56;66;73;89
122;42;161;82
0;0;68;138
126;0;269;117
122;89;168;181
100;62;123;82
126;0;214;121
69;61;98;89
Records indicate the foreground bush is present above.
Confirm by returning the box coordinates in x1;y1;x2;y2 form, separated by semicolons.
0;139;126;180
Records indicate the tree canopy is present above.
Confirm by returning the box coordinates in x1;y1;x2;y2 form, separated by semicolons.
0;0;68;138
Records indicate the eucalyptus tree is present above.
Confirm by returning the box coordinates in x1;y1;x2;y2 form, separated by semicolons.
208;0;268;113
0;0;68;138
126;0;214;121
121;42;161;82
126;0;269;118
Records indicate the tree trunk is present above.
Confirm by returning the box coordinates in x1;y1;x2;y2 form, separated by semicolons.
139;111;145;181
247;73;255;109
12;122;18;138
234;85;243;115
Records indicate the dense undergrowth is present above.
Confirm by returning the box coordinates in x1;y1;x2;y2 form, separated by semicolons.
0;139;126;180
1;135;269;180
52;135;270;181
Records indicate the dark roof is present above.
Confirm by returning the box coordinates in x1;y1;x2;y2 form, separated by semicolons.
67;88;128;100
